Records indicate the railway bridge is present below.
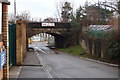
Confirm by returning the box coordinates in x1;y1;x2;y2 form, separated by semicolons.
26;22;71;48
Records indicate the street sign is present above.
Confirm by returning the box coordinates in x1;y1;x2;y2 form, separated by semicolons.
42;23;55;26
0;50;6;69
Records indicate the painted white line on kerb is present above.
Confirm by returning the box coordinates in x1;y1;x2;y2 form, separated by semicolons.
36;51;53;78
16;66;22;78
36;53;43;66
43;67;53;78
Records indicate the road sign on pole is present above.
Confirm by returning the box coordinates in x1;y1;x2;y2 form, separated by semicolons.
0;50;6;69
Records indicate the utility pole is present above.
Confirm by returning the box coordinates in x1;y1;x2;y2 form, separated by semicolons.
85;0;89;26
118;1;120;41
98;0;100;24
104;0;107;24
85;0;88;7
14;0;16;23
98;0;100;6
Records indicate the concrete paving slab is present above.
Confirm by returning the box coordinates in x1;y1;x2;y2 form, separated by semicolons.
18;66;48;78
10;51;44;78
9;66;22;78
22;51;41;66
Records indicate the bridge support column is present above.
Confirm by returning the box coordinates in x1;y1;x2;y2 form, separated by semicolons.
55;36;67;48
16;20;26;65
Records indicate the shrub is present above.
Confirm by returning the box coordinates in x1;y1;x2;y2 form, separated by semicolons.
108;41;120;63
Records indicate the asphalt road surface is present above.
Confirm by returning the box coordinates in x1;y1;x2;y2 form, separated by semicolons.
29;42;118;79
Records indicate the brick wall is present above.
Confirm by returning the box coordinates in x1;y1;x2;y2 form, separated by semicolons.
2;3;10;79
16;21;26;65
0;69;3;80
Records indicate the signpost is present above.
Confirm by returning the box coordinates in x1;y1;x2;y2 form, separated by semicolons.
0;50;6;70
42;23;55;26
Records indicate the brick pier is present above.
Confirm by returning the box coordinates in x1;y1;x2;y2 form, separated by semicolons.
1;1;10;79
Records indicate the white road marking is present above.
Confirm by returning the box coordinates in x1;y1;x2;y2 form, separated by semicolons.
32;44;47;54
36;50;53;78
39;48;47;54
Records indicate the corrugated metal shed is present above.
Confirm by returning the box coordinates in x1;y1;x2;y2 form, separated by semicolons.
89;25;112;31
88;25;113;38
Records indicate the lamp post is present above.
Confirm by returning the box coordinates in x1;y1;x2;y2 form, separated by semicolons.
14;0;16;23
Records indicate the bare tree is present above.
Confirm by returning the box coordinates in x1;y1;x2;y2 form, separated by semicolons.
9;11;32;23
56;2;62;21
8;13;15;24
16;11;31;23
43;17;55;22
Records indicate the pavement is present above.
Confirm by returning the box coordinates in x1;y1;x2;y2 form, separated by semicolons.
9;66;22;78
22;51;41;66
9;51;48;79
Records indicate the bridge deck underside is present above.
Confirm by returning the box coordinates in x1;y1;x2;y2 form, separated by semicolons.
27;28;69;38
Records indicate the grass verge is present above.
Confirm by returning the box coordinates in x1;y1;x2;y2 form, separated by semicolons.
59;45;86;56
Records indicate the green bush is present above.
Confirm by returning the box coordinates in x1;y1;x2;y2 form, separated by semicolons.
60;45;85;55
108;41;120;63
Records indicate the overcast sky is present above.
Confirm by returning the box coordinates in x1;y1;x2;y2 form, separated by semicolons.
8;0;108;20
